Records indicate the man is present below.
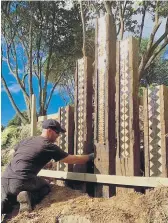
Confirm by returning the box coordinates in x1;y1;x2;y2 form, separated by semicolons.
1;119;94;214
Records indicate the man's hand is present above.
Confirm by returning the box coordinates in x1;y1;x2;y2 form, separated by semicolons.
61;153;95;164
88;153;94;162
44;161;53;169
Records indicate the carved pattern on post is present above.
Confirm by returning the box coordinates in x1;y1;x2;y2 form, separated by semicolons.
58;106;74;172
144;85;168;177
116;37;140;180
74;56;93;194
77;58;85;155
148;87;162;176
97;17;106;144
119;40;130;158
59;107;67;171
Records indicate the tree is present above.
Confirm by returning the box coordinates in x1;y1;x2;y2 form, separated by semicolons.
75;0;168;84
139;39;168;86
47;2;95;103
1;1;83;122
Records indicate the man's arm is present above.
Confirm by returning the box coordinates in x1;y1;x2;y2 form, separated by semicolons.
60;154;94;164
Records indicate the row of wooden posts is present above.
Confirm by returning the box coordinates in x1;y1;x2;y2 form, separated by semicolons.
31;14;168;197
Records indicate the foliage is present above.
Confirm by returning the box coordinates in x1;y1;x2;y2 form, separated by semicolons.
1;152;9;167
7;111;29;127
144;57;168;86
1;122;42;167
1;125;20;149
1;125;5;132
140;39;168;86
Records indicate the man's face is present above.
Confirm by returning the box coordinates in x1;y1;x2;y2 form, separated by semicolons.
48;129;60;142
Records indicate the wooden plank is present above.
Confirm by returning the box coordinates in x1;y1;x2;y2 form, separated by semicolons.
31;94;37;136
38;113;59;122
38;170;168;187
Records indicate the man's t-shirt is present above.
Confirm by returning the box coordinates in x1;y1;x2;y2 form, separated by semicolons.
2;136;68;180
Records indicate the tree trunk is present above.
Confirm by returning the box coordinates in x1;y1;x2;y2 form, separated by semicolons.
139;1;147;47
119;2;124;40
79;1;86;57
29;2;33;117
104;1;116;40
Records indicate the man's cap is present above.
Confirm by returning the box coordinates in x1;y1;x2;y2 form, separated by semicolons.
42;119;66;133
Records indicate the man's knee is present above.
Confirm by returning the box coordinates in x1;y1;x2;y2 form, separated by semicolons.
30;184;51;206
40;184;51;197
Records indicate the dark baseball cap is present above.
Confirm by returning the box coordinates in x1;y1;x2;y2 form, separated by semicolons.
42;119;66;133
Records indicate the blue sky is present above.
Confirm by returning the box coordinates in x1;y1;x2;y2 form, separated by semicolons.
1;12;167;126
1;63;67;126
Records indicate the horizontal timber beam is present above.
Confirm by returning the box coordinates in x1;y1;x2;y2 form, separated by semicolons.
38;113;59;122
38;170;168;188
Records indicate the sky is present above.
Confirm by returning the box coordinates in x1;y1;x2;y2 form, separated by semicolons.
1;62;67;126
1;10;167;127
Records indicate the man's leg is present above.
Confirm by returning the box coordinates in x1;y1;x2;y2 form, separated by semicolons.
17;177;51;211
1;178;18;215
1;179;10;214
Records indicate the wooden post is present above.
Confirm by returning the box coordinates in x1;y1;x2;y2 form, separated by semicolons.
116;37;141;193
74;56;94;193
30;94;37;136
94;14;116;198
58;106;74;172
56;106;74;187
144;85;168;177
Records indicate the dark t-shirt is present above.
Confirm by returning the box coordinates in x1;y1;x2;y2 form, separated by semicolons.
2;136;68;180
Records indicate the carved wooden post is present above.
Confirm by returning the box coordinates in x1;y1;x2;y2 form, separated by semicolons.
31;94;37;136
144;85;168;177
74;56;94;193
116;37;140;193
58;106;74;172
94;14;116;198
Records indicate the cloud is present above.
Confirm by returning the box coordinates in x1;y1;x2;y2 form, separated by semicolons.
1;83;21;94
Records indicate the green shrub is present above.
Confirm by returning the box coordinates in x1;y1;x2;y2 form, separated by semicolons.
1;125;20;150
1;122;43;168
7;111;29;127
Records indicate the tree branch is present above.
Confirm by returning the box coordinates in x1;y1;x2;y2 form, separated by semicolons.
149;17;168;57
22;73;28;86
145;38;168;70
1;74;28;124
28;4;33;111
146;1;161;52
43;2;56;114
139;1;147;47
104;1;112;15
45;73;63;110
